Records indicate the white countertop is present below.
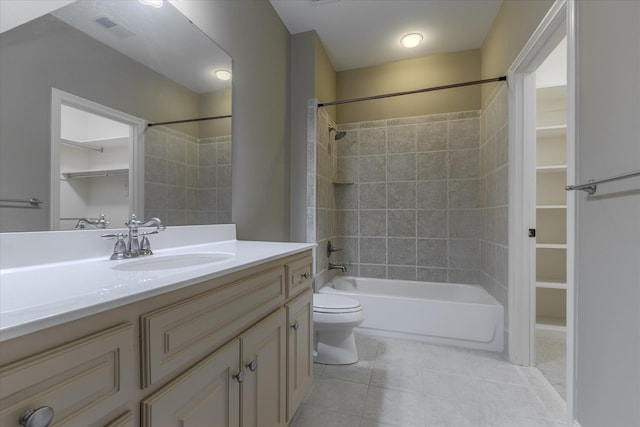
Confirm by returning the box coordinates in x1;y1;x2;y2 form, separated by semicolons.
0;225;315;342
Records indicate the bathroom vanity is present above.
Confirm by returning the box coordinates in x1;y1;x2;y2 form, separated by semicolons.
0;225;314;426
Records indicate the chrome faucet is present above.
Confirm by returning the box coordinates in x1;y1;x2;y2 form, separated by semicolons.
125;214;165;257
328;262;347;273
101;214;165;259
75;214;110;229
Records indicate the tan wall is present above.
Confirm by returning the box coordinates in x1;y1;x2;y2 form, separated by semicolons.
199;88;232;138
480;0;555;103
314;35;337;122
336;49;481;124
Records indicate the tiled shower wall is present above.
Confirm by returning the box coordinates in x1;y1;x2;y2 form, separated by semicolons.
332;111;484;284
312;107;340;288
144;126;232;225
479;82;509;316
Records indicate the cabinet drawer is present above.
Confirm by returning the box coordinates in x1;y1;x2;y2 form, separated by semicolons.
0;323;134;427
141;265;285;387
285;254;313;298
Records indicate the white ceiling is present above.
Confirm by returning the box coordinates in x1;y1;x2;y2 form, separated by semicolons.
1;0;231;94
270;0;503;72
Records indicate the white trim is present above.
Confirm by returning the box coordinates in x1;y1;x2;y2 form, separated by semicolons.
508;0;567;363
508;1;576;426
50;89;145;229
565;0;577;423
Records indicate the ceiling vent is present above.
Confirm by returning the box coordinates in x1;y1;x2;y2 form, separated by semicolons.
93;16;136;38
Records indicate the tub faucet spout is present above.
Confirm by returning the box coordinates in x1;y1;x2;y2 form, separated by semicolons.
328;262;347;273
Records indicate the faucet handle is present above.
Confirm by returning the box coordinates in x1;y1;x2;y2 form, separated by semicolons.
327;240;343;258
139;230;158;255
101;233;128;260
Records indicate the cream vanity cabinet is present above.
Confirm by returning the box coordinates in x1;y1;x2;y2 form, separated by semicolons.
0;250;313;427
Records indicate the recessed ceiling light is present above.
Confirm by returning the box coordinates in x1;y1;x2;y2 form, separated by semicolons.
214;70;232;81
139;0;163;8
400;33;423;48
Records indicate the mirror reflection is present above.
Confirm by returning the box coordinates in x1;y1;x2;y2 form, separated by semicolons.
0;0;232;232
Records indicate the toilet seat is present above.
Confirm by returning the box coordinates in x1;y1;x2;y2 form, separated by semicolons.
313;293;362;314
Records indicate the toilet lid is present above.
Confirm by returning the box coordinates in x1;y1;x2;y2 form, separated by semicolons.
313;293;362;313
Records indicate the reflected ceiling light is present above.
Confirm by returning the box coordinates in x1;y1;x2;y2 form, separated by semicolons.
400;33;423;48
139;0;163;8
214;69;232;81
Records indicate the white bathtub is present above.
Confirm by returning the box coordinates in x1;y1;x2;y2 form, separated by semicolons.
319;276;504;352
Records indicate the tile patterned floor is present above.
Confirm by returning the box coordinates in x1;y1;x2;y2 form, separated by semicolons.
290;333;566;427
536;329;567;400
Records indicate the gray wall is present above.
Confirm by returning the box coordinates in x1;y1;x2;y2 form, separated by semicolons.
173;0;291;242
2;0;292;241
289;31;317;243
574;1;640;425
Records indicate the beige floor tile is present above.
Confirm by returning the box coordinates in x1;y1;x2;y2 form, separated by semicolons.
362;385;425;427
304;377;368;417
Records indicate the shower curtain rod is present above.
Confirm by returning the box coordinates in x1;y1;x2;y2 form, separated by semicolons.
147;114;232;127
317;76;507;108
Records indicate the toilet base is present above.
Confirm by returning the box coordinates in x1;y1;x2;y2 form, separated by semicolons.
313;328;358;365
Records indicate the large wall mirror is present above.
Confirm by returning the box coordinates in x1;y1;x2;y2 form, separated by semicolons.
0;0;232;232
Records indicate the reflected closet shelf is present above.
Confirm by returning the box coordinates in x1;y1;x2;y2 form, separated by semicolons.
62;168;128;180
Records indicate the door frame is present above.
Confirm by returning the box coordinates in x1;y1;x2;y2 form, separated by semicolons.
507;0;575;421
50;88;145;229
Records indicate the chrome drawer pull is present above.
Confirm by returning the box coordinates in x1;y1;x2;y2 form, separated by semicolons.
19;406;54;427
245;360;258;372
232;370;245;383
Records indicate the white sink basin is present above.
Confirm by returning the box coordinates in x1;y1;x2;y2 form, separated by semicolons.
112;252;233;271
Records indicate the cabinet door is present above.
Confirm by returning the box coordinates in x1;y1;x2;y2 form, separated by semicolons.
239;308;287;427
285;289;313;421
141;339;240;427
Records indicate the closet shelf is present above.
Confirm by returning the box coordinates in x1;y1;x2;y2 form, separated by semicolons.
536;125;567;139
536;205;567;209
536;281;567;290
536;165;567;174
62;168;128;180
536;243;567;249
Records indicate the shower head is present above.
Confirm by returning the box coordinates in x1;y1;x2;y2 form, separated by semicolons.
329;126;347;141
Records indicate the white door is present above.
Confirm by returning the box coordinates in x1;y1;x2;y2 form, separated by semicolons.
571;0;640;425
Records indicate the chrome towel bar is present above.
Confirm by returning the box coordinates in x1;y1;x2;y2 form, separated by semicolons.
566;170;640;195
0;197;44;207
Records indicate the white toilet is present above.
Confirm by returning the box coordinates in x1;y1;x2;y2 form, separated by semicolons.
313;293;364;365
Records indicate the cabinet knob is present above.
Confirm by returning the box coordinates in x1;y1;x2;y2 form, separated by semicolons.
245;360;258;372
232;370;245;383
19;406;54;427
290;321;299;332
301;272;310;280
